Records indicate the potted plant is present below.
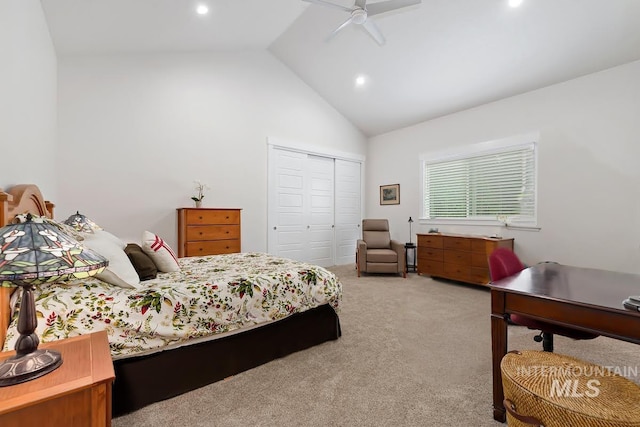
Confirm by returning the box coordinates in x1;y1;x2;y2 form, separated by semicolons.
191;181;209;208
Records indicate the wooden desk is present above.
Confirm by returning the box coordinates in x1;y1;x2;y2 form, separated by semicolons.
489;263;640;422
0;331;115;427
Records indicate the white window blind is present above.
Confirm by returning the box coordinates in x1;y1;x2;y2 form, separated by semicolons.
423;141;536;223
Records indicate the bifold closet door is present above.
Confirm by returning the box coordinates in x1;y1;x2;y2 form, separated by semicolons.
268;149;334;267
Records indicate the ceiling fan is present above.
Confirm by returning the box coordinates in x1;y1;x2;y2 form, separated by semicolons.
302;0;422;45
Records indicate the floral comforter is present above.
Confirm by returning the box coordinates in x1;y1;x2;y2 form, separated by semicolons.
3;253;342;359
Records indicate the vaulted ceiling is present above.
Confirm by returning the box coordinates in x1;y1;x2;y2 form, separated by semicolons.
41;0;640;136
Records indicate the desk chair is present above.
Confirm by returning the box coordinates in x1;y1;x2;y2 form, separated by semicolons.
488;247;598;352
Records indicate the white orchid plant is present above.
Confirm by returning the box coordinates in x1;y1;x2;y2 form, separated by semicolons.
496;214;512;226
191;181;210;203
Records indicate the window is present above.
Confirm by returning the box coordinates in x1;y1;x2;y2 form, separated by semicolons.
421;134;537;225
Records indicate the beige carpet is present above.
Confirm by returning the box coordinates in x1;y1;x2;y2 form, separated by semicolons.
113;264;639;426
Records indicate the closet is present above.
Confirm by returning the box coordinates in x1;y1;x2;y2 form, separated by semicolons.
267;144;363;267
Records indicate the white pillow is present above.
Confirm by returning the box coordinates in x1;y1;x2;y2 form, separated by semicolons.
86;230;126;249
141;231;180;272
83;232;140;289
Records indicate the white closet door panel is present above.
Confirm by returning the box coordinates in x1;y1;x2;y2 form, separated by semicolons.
278;175;303;190
308;228;333;261
335;194;360;224
278;193;304;209
335;159;361;266
307;155;334;267
270;149;307;261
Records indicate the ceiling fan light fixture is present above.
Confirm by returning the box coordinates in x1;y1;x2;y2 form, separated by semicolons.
352;9;368;25
508;0;523;8
304;0;421;45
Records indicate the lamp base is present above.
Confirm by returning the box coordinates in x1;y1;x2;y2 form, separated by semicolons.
0;349;62;387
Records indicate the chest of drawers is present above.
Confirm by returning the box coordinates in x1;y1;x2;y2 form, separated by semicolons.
417;233;514;286
177;208;241;257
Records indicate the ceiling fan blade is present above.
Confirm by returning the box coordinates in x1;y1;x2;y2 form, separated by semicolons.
354;0;367;8
361;19;386;45
326;16;355;41
302;0;353;13
366;0;421;17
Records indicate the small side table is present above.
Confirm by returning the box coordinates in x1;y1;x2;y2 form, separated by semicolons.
0;331;115;427
405;243;417;273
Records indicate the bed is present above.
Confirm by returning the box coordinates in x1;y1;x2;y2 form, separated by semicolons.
0;184;342;416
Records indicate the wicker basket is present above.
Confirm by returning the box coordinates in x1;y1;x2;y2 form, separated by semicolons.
501;350;640;427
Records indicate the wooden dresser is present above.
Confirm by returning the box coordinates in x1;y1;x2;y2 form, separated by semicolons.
417;233;514;286
177;208;241;257
0;331;114;427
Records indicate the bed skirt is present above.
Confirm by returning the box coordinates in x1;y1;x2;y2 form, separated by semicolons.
112;304;341;416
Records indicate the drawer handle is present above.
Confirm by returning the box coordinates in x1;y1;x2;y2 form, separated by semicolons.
199;216;203;220
199;232;203;235
226;231;229;234
199;248;203;251
226;216;229;219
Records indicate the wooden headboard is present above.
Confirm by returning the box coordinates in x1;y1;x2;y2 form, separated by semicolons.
0;184;55;350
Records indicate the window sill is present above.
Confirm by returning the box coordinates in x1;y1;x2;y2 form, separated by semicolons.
505;224;541;231
419;218;540;231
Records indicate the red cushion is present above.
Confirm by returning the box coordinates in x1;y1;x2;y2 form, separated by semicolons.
488;247;524;281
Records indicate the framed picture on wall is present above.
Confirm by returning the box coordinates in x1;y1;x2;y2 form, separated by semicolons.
380;184;400;205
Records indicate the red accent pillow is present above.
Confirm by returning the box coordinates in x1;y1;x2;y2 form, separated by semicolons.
141;231;180;272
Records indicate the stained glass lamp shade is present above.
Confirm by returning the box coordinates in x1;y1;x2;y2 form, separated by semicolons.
64;210;101;233
0;214;108;386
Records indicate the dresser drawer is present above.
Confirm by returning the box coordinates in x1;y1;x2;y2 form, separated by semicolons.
417;234;443;249
185;240;240;256
443;263;471;282
443;237;472;251
418;259;444;276
471;240;490;254
470;267;490;285
185;209;240;225
443;249;471;265
471;252;489;268
418;247;443;261
186;225;240;241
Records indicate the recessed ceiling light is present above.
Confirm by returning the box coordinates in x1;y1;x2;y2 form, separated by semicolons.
508;0;523;7
196;4;209;15
355;74;368;88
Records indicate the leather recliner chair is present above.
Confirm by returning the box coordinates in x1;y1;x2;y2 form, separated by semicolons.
357;219;406;278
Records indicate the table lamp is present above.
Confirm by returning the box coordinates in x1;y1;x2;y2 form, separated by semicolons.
64;210;101;233
408;216;414;245
0;214;108;386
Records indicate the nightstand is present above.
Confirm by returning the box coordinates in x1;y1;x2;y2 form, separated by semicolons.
0;331;114;427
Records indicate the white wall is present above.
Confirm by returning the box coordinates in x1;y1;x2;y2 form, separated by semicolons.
0;0;57;198
368;60;640;274
57;51;367;250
